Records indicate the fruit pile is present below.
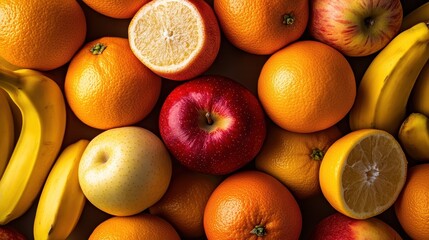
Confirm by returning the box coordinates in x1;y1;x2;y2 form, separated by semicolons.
0;0;429;239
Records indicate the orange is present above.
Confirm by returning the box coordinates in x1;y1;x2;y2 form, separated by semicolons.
0;0;86;71
149;167;222;239
319;129;408;219
255;124;343;199
204;170;302;240
82;0;150;19
214;0;308;55
128;0;221;81
88;214;181;240
394;163;429;239
64;37;161;130
258;40;356;133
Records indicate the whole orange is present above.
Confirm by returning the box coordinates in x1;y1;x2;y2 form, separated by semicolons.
0;0;86;70
255;124;343;199
395;163;429;239
82;0;150;19
149;168;222;239
88;214;180;240
258;40;356;133
65;37;162;130
204;170;302;240
214;0;308;55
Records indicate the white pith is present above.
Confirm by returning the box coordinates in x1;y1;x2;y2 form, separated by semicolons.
129;0;205;73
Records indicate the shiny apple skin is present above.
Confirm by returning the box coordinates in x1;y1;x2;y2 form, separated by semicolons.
311;212;402;240
0;226;26;240
159;75;266;175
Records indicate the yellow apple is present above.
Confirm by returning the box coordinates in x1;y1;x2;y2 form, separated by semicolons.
78;126;172;216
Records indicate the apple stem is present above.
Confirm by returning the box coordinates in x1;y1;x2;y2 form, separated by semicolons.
205;112;214;125
364;17;375;28
310;148;324;161
250;225;267;237
90;43;107;55
282;13;295;25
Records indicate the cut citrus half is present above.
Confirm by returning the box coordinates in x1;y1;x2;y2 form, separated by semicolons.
128;0;221;81
319;129;407;219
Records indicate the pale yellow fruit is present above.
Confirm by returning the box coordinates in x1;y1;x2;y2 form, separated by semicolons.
78;126;172;216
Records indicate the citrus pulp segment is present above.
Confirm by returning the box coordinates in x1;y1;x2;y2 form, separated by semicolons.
128;0;220;81
319;129;407;219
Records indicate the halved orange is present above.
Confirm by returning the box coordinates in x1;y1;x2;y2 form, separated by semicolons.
319;129;407;219
128;0;221;81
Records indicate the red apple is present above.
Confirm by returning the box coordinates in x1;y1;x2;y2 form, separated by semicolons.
311;212;402;240
159;75;266;175
0;226;26;240
309;0;403;57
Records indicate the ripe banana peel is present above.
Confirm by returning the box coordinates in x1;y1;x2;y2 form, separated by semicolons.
411;60;429;116
349;22;429;136
34;139;89;240
398;112;429;162
401;2;429;31
0;89;14;178
0;56;20;71
0;68;66;224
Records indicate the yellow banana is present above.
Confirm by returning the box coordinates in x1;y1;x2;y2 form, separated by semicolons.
401;2;429;31
0;68;66;224
0;88;14;178
0;56;19;71
398;112;429;162
349;22;429;136
34;139;89;240
410;60;429;116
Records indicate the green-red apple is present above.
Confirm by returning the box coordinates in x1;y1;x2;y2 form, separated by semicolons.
311;212;402;239
309;0;403;56
78;126;172;216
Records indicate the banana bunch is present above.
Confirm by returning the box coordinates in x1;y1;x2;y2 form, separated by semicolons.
0;88;14;178
401;1;429;31
34;139;89;240
398;113;429;162
410;60;429;116
0;56;19;72
0;68;66;224
349;22;429;135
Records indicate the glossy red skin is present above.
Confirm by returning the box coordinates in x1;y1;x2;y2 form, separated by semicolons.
312;213;355;240
159;75;266;175
311;212;402;240
0;226;26;240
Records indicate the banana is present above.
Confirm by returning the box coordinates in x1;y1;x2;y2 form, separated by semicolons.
0;88;14;178
0;68;66;224
398;112;429;162
410;60;429;116
349;22;429;136
0;56;20;71
401;2;429;31
34;139;89;240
